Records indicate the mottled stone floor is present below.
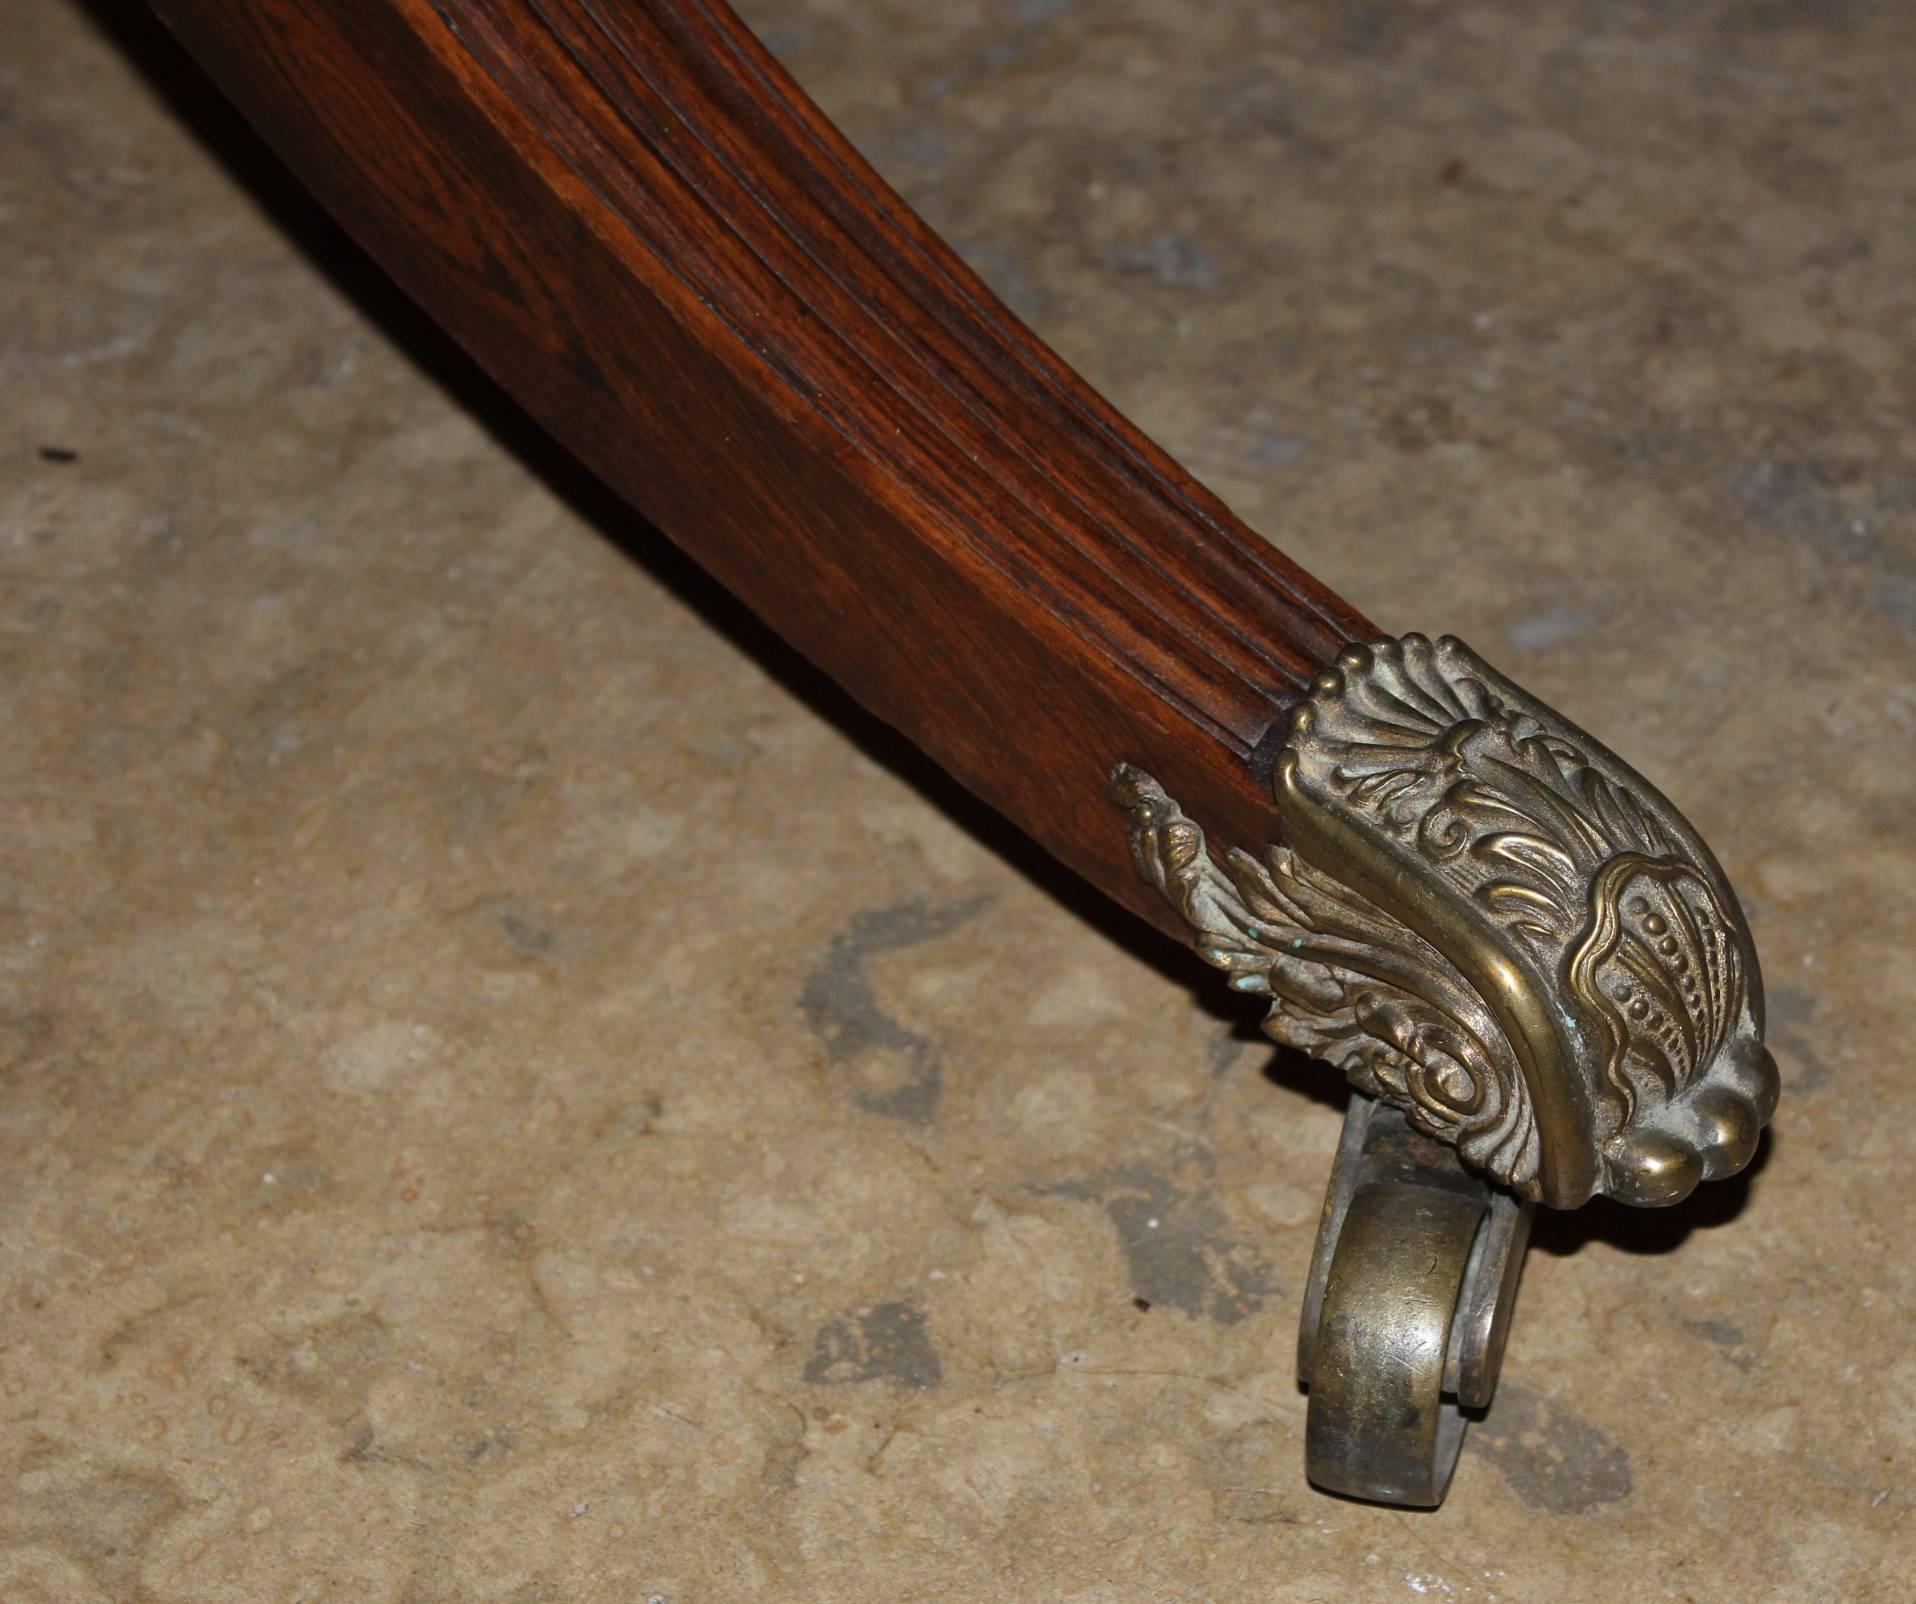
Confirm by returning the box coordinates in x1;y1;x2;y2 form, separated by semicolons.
4;1;1913;1599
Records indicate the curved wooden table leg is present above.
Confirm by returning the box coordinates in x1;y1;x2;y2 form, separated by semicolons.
147;0;1778;1508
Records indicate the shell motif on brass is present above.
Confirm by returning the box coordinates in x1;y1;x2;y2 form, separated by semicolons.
1113;633;1779;1208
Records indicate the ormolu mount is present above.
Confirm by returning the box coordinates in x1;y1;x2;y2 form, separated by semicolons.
1114;633;1778;1505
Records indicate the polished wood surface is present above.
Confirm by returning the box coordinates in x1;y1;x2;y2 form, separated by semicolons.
150;0;1374;939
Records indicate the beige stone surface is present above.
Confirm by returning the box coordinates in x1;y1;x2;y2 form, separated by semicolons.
4;1;1914;1599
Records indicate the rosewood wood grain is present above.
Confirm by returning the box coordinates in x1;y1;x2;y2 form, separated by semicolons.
149;0;1375;940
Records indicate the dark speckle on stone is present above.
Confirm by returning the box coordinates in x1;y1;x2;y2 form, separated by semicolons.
920;0;1071;103
1873;571;1916;638
1686;1310;1747;1341
978;36;1026;71
1132;1296;1152;1312
466;1430;513;1462
1046;1165;1280;1323
502;911;555;956
1726;461;1916;637
1208;1025;1247;1078
1103;233;1222;292
1678;1316;1757;1371
1381;394;1470;451
1729;459;1884;556
1473;1382;1633;1513
803;1302;942;1390
38;446;78;463
1681;1316;1746;1346
1766;985;1836;1094
888;123;952;173
1247;430;1307;469
800;894;990;1124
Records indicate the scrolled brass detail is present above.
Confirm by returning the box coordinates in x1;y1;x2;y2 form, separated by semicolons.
1113;765;1542;1190
1114;632;1779;1209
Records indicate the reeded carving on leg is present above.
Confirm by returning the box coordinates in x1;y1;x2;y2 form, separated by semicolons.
1115;633;1779;1208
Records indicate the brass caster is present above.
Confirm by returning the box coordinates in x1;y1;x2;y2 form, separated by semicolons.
1296;1094;1532;1506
